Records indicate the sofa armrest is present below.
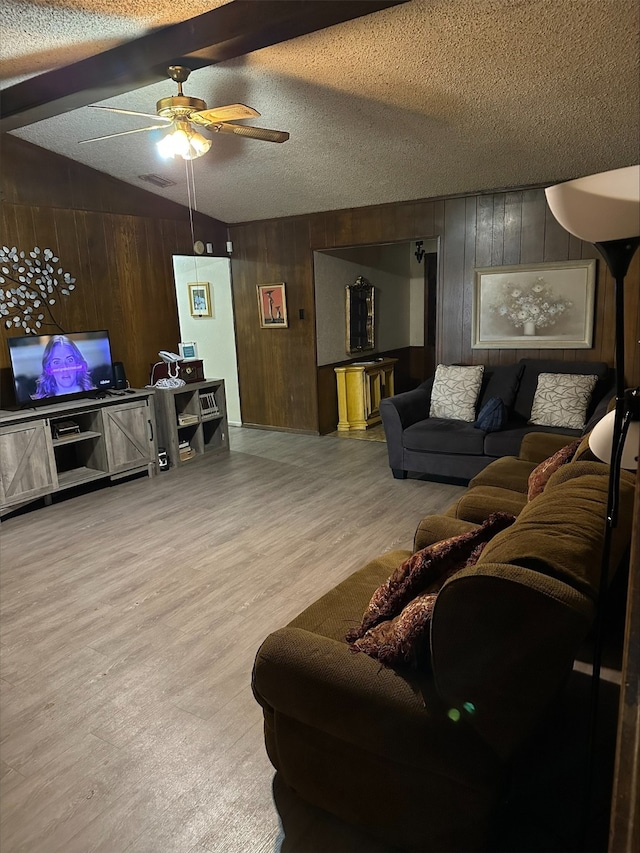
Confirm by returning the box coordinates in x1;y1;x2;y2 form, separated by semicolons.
379;381;434;471
379;380;433;431
518;431;578;463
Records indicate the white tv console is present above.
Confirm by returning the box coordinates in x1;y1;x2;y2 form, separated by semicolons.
0;390;157;516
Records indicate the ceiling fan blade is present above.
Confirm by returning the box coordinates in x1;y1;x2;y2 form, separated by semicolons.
191;104;261;125
89;105;172;122
79;125;168;144
214;123;290;143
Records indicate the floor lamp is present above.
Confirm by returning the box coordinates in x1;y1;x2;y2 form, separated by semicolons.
545;164;640;845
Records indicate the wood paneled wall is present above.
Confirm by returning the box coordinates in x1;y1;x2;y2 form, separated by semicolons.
230;189;639;432
230;217;318;432
0;136;227;399
3;136;638;430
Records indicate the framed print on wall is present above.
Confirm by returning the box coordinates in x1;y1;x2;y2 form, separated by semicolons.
188;282;212;317
472;259;596;348
257;282;288;328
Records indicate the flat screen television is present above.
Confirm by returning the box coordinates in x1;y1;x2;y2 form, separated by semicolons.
7;331;115;407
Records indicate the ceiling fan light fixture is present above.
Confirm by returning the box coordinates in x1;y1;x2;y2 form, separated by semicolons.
157;120;212;160
82;67;288;154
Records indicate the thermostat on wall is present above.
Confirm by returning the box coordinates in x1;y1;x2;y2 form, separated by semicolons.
178;341;198;360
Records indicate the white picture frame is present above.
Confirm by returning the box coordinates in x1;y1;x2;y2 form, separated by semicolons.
472;259;596;349
178;341;198;360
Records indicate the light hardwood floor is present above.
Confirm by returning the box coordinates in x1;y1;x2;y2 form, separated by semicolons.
0;427;465;853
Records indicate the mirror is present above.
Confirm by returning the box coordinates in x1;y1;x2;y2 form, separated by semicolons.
345;276;375;354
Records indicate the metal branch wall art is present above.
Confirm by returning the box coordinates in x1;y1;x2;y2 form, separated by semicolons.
0;246;76;334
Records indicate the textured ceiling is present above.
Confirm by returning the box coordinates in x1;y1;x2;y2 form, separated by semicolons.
2;0;639;224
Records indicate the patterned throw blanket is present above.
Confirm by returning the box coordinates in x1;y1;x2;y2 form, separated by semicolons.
346;512;516;668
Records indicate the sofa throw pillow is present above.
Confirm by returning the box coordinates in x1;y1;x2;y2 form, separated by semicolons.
429;364;484;422
345;512;515;668
527;439;581;502
474;396;508;432
529;372;598;430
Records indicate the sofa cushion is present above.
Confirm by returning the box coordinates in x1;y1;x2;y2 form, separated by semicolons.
468;457;537;493
527;439;581;501
477;362;524;410
289;549;411;643
431;564;595;762
529;373;598;430
483;423;579;458
413;515;481;552
512;359;609;423
474;397;508;432
518;431;584;463
404;418;487;455
429;364;484;422
447;485;529;524
477;462;636;596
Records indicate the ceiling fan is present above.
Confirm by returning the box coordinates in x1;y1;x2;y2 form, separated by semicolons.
79;65;289;160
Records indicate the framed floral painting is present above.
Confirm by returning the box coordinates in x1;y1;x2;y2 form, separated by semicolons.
472;260;596;349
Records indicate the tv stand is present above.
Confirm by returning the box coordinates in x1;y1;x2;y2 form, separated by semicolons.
0;389;158;516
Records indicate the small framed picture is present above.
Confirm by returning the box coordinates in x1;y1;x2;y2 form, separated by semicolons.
188;282;212;317
178;341;198;360
257;282;288;328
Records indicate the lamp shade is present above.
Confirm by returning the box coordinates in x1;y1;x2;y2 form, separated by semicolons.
545;165;640;242
588;409;640;471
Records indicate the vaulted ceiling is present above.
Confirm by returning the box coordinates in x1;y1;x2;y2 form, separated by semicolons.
2;0;639;224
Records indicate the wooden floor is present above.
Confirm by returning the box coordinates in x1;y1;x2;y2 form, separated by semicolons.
0;427;466;853
327;424;387;442
0;427;625;852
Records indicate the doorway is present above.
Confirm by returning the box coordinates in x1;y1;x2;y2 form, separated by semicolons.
172;255;242;425
314;238;438;383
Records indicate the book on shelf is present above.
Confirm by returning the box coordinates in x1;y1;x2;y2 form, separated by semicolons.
177;413;199;426
199;390;220;417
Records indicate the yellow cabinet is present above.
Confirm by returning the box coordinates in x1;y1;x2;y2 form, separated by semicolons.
335;358;397;431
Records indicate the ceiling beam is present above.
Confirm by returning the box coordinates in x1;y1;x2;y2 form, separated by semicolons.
0;0;408;133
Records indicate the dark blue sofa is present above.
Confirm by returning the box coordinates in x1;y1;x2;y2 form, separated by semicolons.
379;358;613;483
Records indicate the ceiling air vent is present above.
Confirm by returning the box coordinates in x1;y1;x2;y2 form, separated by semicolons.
138;174;176;188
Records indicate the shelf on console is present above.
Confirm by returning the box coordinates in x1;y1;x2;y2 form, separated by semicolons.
0;390;157;514
52;430;102;446
56;467;110;489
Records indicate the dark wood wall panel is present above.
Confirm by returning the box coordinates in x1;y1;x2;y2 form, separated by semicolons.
231;216;318;431
231;188;639;432
0;136;228;402
3;136;638;431
1;136;228;250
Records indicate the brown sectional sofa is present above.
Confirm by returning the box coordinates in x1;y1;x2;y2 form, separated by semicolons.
252;433;636;852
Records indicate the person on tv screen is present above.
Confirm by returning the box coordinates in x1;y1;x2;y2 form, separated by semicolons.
31;335;97;399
